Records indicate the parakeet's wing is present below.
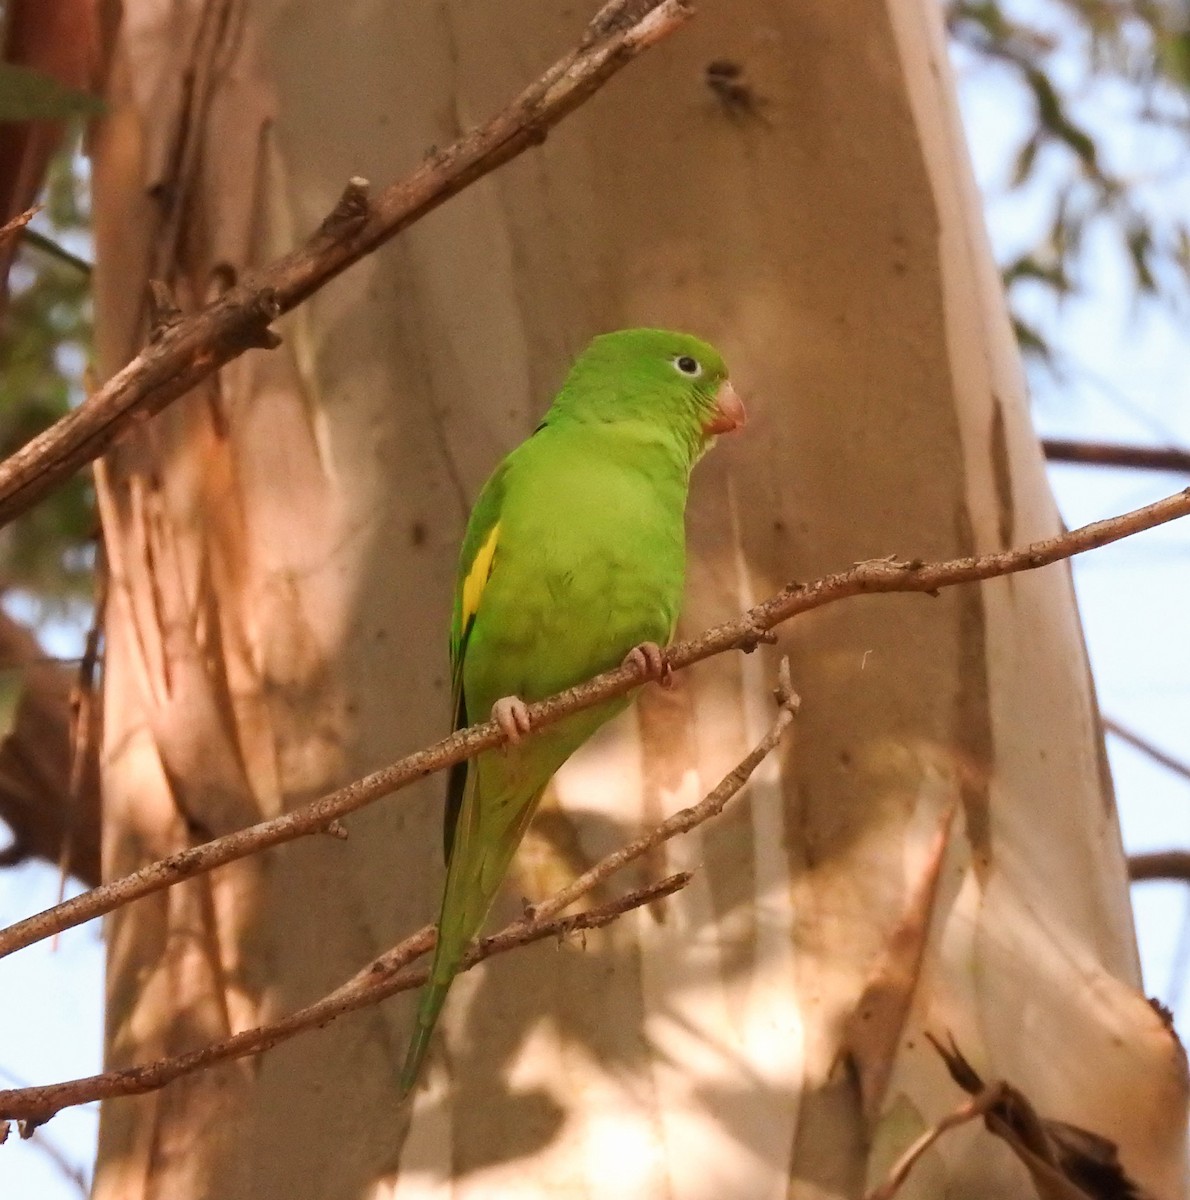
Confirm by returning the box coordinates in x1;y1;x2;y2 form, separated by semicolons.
444;461;508;859
400;329;738;1099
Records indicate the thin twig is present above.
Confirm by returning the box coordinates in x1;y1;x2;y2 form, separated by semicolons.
1129;851;1190;883
20;229;93;278
1104;717;1190;785
863;1084;1009;1200
1043;437;1190;476
523;658;799;926
0;0;693;529
0;873;690;1133
0;485;1187;961
15;1125;90;1197
920;1032;1150;1199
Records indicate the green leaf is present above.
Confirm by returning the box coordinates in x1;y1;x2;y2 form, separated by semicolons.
0;63;104;122
1010;132;1041;187
1009;314;1053;365
1124;220;1157;293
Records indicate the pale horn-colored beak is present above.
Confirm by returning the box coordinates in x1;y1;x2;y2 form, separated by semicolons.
703;379;747;436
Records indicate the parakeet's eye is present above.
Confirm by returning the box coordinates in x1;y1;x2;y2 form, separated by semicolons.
674;355;702;377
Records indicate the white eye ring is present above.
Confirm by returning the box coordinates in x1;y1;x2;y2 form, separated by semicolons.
673;354;702;378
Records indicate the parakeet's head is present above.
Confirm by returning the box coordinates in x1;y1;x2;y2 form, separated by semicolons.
548;328;745;460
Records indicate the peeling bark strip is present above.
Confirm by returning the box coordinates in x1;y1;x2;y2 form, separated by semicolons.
844;804;956;1122
864;1039;1165;1198
0;487;1186;960
0;607;101;884
0;0;692;529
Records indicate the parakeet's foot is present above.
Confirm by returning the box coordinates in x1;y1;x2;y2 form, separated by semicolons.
492;695;532;745
623;641;674;689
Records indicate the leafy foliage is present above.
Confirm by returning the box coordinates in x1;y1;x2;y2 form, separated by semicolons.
948;0;1190;363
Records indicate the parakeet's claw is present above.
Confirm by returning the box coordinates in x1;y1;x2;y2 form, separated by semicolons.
623;641;673;688
492;695;532;746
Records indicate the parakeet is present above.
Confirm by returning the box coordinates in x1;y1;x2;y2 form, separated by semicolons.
399;328;746;1095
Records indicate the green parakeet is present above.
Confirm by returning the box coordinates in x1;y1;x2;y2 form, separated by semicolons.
399;328;745;1095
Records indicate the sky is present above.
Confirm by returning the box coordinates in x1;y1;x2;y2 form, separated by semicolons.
1;6;1189;1196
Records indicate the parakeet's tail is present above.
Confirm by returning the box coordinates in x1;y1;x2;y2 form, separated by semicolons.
399;770;546;1098
399;978;451;1098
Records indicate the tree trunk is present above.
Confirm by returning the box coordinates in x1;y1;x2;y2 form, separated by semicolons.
90;1;1187;1197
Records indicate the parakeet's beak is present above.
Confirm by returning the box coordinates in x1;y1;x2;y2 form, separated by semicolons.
703;380;747;436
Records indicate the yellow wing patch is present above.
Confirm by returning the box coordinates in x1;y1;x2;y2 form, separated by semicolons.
461;522;500;631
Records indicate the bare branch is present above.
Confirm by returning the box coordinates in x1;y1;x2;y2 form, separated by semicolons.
20;227;93;277
0;0;693;528
1129;851;1190;883
1043;438;1190;476
0;656;799;1127
864;1083;1009;1200
0;485;1187;960
524;658;799;926
1104;717;1190;786
0;872;690;1133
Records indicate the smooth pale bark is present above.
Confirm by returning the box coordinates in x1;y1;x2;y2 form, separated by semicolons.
90;1;1187;1198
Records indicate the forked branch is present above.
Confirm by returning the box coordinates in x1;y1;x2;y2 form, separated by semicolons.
0;664;798;1130
865;1034;1151;1200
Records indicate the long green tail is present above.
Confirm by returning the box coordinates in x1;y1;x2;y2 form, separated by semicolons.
399;970;454;1097
398;772;545;1097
